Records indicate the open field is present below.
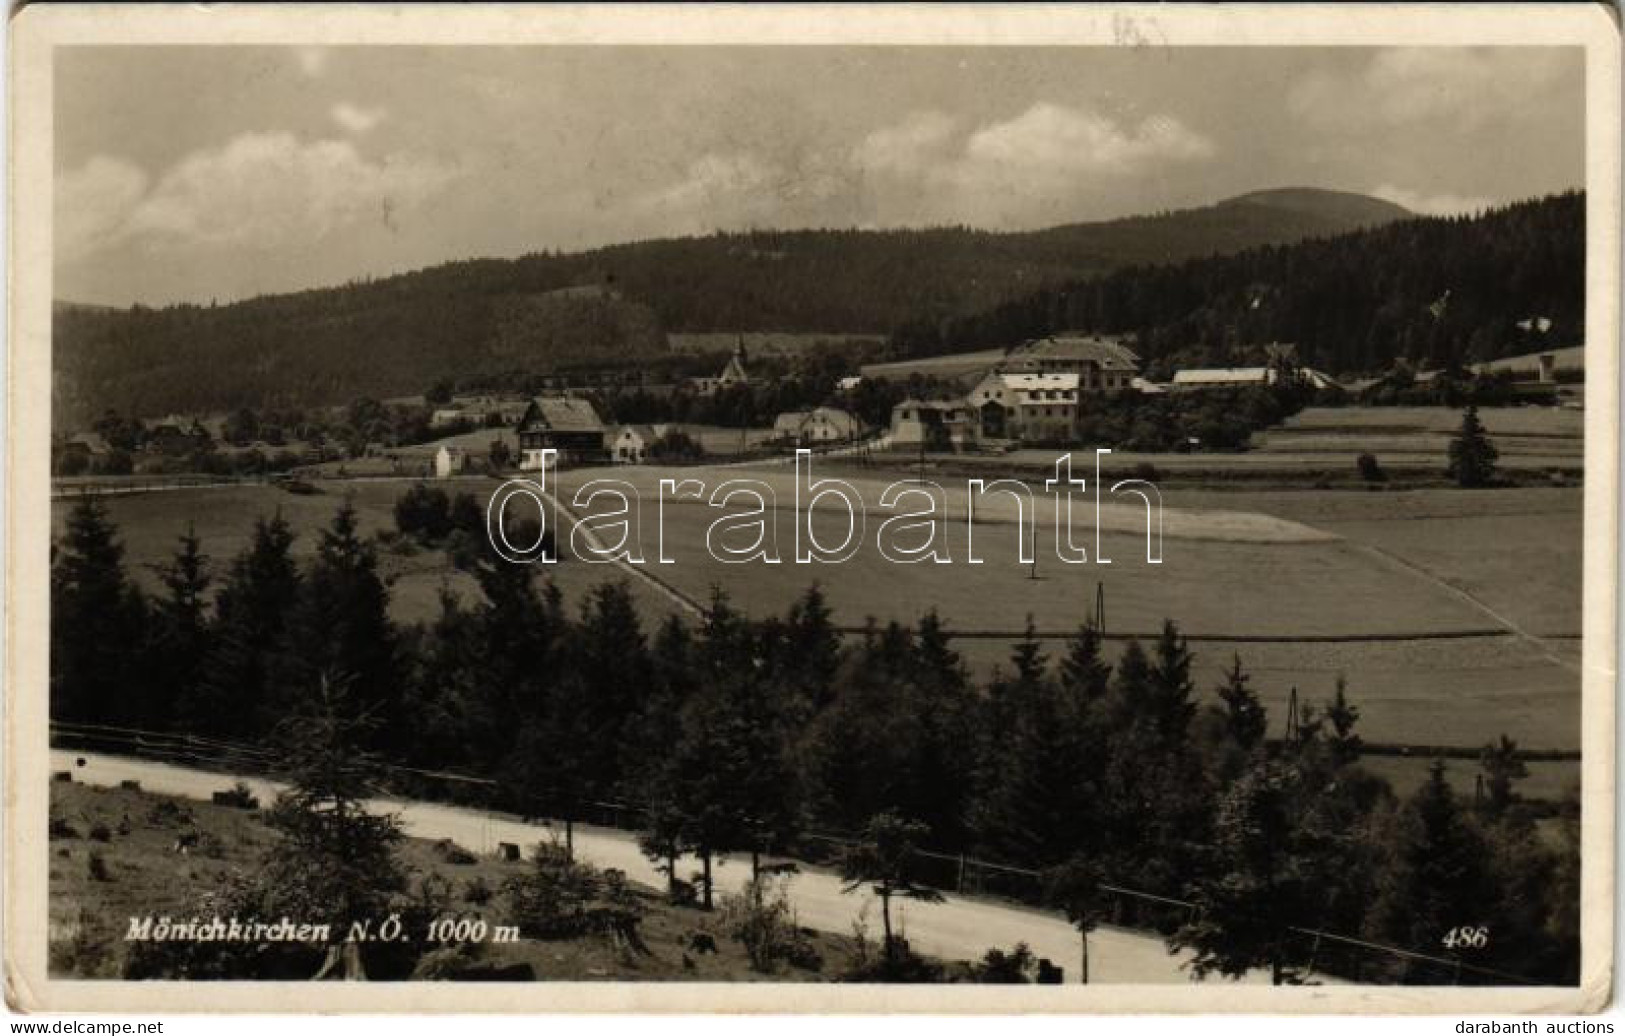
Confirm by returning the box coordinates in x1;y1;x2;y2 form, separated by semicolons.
898;405;1585;482
48;478;676;627
52;454;1583;752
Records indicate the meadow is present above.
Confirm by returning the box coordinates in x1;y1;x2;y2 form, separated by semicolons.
52;412;1584;755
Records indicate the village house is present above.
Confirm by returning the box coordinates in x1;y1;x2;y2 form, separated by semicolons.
689;339;756;396
967;371;1082;443
890;399;980;451
430;405;469;429
434;445;468;478
1000;335;1141;391
142;414;211;456
516;396;608;469
608;424;658;464
773;406;867;446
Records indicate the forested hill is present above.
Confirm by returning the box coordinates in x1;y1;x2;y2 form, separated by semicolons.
53;188;1407;422
893;192;1585;376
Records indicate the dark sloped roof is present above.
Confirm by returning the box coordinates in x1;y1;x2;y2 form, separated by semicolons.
1022;335;1141;370
524;396;605;433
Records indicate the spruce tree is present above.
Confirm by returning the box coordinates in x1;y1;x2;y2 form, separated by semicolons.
285;501;398;753
1173;759;1325;984
146;524;211;730
51;498;145;724
1446;405;1499;488
1365;761;1495;961
194;513;300;739
1478;735;1528;819
1215;654;1267;752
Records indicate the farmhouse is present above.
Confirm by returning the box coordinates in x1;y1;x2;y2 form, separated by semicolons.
774;406;868;445
143;415;210;456
516;396;608;470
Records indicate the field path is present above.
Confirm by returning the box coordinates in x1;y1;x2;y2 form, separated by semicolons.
1347;542;1579;673
51;750;1276;985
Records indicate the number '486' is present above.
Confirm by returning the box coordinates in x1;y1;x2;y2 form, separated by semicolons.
1442;925;1489;950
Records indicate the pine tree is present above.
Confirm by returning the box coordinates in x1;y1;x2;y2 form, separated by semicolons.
51;498;146;724
1323;677;1363;765
1479;735;1528;819
1058;621;1112;703
1446;405;1499;488
262;674;406;980
194;513;300;738
663;591;796;905
284;501;399;752
145;524;211;730
838;811;945;968
1046;855;1107;984
1366;761;1495;960
1215;654;1267;752
1173;759;1325;984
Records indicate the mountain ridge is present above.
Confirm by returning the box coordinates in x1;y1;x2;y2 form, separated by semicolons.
53;187;1426;422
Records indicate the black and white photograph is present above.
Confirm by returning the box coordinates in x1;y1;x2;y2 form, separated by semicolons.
5;2;1619;1016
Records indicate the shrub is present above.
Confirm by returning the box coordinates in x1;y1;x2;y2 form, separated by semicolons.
1356;452;1386;483
719;876;821;974
88;823;112;843
462;876;493;906
87;852;111;882
433;838;478;865
971;943;1037;983
213;782;260;810
501;845;645;947
49;817;78;839
146;800;193;827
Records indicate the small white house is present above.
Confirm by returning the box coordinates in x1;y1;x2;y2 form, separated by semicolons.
609;425;657;464
434;445;467;478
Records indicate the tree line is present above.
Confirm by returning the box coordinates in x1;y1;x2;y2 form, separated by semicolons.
891;193;1583;379
53;190;1410;424
51;496;1577;984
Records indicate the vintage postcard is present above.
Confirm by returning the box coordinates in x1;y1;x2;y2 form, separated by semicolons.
5;1;1619;1015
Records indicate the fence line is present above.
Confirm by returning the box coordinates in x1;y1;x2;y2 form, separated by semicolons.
49;720;1543;986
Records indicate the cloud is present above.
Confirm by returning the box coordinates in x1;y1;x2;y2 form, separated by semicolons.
848;103;1214;226
57;133;459;261
1371;183;1495;217
855;103;1213;188
964;103;1213;176
331;102;386;134
1290;48;1575;131
294;47;329;79
56;155;150;263
851;111;957;177
628;151;853;235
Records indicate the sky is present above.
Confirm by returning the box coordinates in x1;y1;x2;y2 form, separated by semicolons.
54;45;1585;307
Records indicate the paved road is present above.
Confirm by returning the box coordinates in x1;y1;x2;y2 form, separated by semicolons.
50;750;1267;985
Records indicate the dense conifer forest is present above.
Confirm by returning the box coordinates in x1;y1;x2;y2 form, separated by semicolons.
52;495;1580;985
52;189;1412;423
894;193;1584;377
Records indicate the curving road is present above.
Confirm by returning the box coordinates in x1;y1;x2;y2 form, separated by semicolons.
49;749;1275;985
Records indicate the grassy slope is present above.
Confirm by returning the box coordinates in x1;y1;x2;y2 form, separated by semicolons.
48;781;853;982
